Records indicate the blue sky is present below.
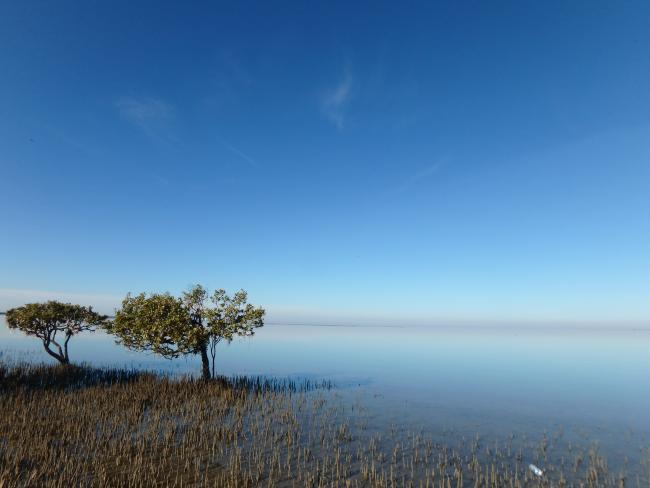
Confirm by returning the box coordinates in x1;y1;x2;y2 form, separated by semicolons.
1;1;649;324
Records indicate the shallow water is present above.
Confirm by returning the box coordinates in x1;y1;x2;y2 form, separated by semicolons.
2;317;650;471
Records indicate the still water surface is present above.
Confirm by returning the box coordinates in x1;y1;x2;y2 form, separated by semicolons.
2;318;650;467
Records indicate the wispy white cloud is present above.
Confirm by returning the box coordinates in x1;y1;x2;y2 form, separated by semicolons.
115;96;174;136
218;137;259;168
322;70;353;130
396;160;446;193
410;161;445;181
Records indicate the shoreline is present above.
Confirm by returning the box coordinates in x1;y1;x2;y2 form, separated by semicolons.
1;359;646;487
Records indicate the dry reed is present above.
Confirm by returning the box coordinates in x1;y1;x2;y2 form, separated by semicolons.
0;361;646;487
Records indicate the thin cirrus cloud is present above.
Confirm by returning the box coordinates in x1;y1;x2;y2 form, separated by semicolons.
395;160;447;193
217;137;259;168
115;96;174;138
321;71;353;130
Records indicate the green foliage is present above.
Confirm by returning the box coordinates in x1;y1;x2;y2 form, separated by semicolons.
107;293;198;359
206;288;265;342
5;301;108;364
107;285;265;378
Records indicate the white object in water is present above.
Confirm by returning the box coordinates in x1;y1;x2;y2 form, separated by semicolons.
529;464;543;477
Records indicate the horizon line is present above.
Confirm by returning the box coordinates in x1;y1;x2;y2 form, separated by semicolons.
2;312;650;331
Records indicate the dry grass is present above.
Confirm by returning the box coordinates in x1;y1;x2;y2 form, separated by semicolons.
0;361;646;487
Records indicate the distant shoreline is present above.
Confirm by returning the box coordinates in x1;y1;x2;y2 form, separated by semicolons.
2;311;650;331
2;315;650;330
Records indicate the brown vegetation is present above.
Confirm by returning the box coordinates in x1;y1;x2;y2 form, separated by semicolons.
0;361;646;487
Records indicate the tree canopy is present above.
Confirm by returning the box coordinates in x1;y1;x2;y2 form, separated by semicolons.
5;301;108;365
106;292;197;359
107;285;265;379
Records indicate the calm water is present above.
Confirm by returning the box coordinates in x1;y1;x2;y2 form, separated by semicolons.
2;317;650;467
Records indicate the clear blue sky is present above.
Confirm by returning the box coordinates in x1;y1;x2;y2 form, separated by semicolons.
1;1;649;324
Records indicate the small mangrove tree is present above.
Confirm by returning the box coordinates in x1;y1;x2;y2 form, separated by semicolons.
5;301;107;365
106;285;265;379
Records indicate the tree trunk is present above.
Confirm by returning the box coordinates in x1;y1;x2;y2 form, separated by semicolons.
43;342;69;365
63;332;72;364
200;342;211;380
